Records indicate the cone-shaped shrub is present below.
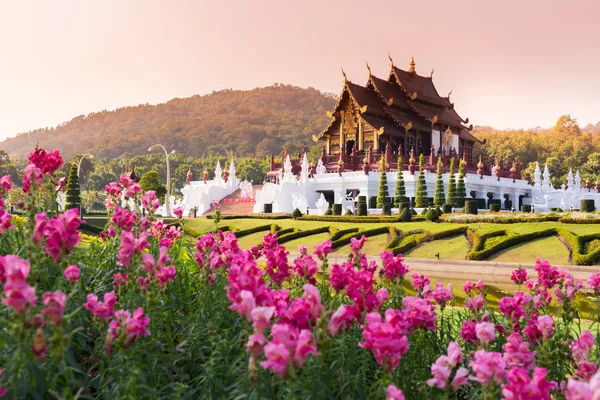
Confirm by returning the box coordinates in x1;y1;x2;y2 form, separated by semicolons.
433;157;445;207
446;158;456;207
399;207;411;222
376;156;389;208
394;168;406;207
415;154;428;208
425;208;439;222
291;208;303;218
455;159;467;207
65;162;81;210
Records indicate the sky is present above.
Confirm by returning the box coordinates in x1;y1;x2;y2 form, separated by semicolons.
0;0;599;141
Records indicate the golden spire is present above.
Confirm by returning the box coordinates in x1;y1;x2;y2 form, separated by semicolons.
448;89;453;99
366;61;371;76
341;68;347;83
430;68;434;79
388;53;394;67
409;56;416;73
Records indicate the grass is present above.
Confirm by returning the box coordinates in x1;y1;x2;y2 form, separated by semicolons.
487;235;571;265
405;235;470;260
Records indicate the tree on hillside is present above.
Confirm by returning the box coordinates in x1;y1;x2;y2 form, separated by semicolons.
433;157;445;207
446;158;456;207
455;159;466;207
415;154;428;208
65;162;81;210
140;170;167;199
394;167;406;207
376;156;389;208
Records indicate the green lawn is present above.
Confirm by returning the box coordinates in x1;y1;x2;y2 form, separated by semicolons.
405;235;470;260
334;233;391;256
487;235;571;265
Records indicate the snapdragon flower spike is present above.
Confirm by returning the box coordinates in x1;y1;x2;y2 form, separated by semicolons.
565;369;600;399
43;208;83;263
412;273;430;293
465;295;486;314
264;246;290;286
329;262;355;292
23;164;43;194
501;367;557;400
2;255;37;314
155;266;176;288
28;147;64;176
328;304;361;336
588;272;600;294
502;333;536;370
42;291;67;325
469;350;507;388
111;206;138;231
117;231;150;268
402;296;438;331
0;175;12;194
173;206;184;219
511;266;528;286
380;251;409;283
571;330;595;364
141;190;160;214
107;307;150;353
105;182;122;197
63;265;81;285
84;291;117;321
313;240;332;261
360;312;409;372
475;321;496;346
0;206;12;234
386;385;405;400
259;324;317;379
292;254;318;284
113;273;129;289
426;342;469;391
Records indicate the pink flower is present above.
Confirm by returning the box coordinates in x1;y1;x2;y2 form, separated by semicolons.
452;368;470;392
330;262;355;292
261;342;290;378
536;315;554;340
111;206;138;232
155;266;176;288
350;235;367;254
588;272;600;294
386;385;405;400
32;212;47;244
298;245;308;255
250;306;276;333
511;266;528;286
293;329;318;368
123;182;142;199
113;273;129;289
0;175;12;193
412;273;430;292
572;330;595;363
117;231;149;267
259;324;317;378
469;350;507;388
465;295;486;313
0;208;11;234
42;291;67;325
360;312;409;371
231;290;256;321
141;191;160;213
85;291;117;321
424;282;453;308
427;342;465;390
292;255;318;284
28;148;63;175
501;367;557;400
462;280;474;294
498;297;526;322
475;321;496;346
42;208;82;262
173;206;184;219
211;200;220;209
534;258;560;289
246;333;266;357
107;307;150;351
380;251;410;283
3;280;37;314
328;304;360;336
3;255;30;282
313;240;332;260
23;164;42;194
476;280;485;291
105;182;122;197
566;369;600;399
377;287;389;305
64;265;81;284
402;296;438;331
264;247;290;286
503;333;536;369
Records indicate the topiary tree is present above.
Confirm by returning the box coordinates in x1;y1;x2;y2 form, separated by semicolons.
433;157;445;207
140;170;167;199
446;158;456;207
399;207;411;222
415;154;428;208
377;156;389;208
65;162;81;210
394;167;406;207
455;159;467;207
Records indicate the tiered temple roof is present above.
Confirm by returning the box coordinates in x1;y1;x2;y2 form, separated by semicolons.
315;57;479;146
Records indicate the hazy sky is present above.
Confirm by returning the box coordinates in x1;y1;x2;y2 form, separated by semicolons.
1;0;599;141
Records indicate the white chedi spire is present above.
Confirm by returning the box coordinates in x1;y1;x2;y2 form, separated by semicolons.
300;152;310;183
542;164;552;191
283;154;294;182
567;168;574;190
533;162;542;188
229;160;237;182
214;161;223;184
575;169;582;192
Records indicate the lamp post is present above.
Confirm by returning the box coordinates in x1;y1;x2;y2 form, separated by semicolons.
76;154;94;191
148;144;176;217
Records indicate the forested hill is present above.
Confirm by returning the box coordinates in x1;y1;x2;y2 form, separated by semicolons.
0;84;337;159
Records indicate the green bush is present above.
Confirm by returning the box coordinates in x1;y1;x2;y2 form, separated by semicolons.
139;170;167;199
446;158;456;207
465;200;478;215
489;204;501;212
300;215;400;223
325;208;333;216
521;205;532;213
382;204;392;216
377;156;390;208
345;209;354;216
442;204;453;213
425;208;439;222
291;208;303;218
580;199;596;212
332;204;342;215
394;169;407;207
415;154;428;208
357;203;368;216
206;214;289;220
263;203;273;213
368;196;377;209
277;226;331;244
455;159;466;207
65;162;81;210
399;207;411;222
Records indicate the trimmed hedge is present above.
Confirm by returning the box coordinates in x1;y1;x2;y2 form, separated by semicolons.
330;227;360;242
357;203;368;216
233;224;272;238
369;197;377;209
467;228;556;260
559;216;600;224
382;204;392;215
489;204;501;212
465;200;478;215
580;199;596;212
332;204;342;216
264;204;273;213
331;226;391;249
206;214;290;220
291;208;303;218
442;204;453;213
299;215;400;223
558;229;600;265
277;226;332;244
521;205;532;213
431;226;467;240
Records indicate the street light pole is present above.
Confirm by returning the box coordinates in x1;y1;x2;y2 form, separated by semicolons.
76;154;94;189
148;144;176;217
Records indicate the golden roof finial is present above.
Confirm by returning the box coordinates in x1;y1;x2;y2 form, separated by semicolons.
409;56;416;73
448;89;453;99
341;67;347;83
366;61;371;76
388;53;394;67
430;68;434;79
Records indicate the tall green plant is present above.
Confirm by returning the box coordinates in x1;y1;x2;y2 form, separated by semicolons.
456;159;467;207
394;167;406;207
415;154;428;208
376;156;389;208
433;157;445;207
446;158;456;206
65;162;81;210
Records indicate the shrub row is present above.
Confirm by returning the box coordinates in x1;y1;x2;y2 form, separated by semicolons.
331;226;390;250
431;226;468;240
559;216;600;224
467;228;556;260
330;227;361;242
389;232;430;256
206;214;290;220
299;215;401;223
277;226;332;245
557;229;600;265
233;224;273;238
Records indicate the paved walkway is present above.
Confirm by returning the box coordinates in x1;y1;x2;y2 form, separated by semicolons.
290;253;598;285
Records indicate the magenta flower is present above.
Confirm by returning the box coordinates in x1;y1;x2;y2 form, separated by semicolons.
141;191;159;213
587;272;600;294
475;280;485;291
534;258;560;289
511;266;528;286
64;265;81;284
28;147;63;175
298;245;308;255
23;164;43;194
105;182;122;197
328;304;360;336
412;273;430;292
501;367;557;400
264;246;291;286
469;350;507;388
360;312;409;371
330;262;355;292
259;324;317;378
462;280;474;294
427;342;466;390
3;281;37;315
261;232;279;251
465;295;486;313
503;333;536;370
386;385;405;400
349;235;367;254
3;254;30;282
475;321;496;346
250;306;276;333
155;266;177;288
85;291;117;321
380;251;410;283
42;291;67;325
246;333;266;357
107;308;150;352
43;208;82;263
0;175;12;193
566;369;600;398
261;342;290;378
313;240;332;260
572;330;595;363
230;290;257;321
498;297;526;323
0;207;11;234
33;212;47;244
173;206;184;219
536;315;554;340
111;206;138;232
117;231;150;267
123;182;142;199
292;255;318;284
402;296;438;331
113;273;129;289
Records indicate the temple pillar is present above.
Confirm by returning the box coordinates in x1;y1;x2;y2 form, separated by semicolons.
373;130;379;152
339;110;345;152
358;118;364;151
326;136;331;154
